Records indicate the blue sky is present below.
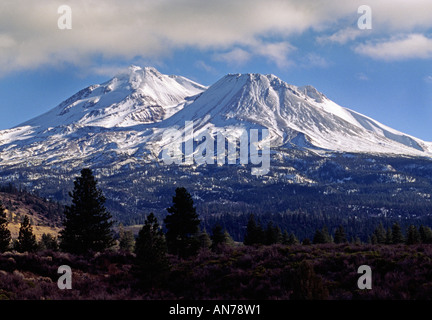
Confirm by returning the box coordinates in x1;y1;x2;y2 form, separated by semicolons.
1;0;432;140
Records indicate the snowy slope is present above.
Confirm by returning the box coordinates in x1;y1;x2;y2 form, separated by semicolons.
20;65;206;130
0;67;431;169
153;72;432;157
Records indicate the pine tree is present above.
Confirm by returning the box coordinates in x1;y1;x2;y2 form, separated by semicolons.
288;232;299;245
282;230;289;245
419;225;432;243
302;238;311;245
322;225;332;243
224;230;235;246
406;225;420;245
39;233;59;251
16;215;37;252
198;229;212;250
118;224;135;252
313;226;331;244
243;214;264;245
0;203;11;252
385;227;393;244
59;168;114;254
265;221;282;245
373;223;386;244
210;224;227;251
334;225;347;244
313;229;325;244
164;187;200;257
135;213;169;287
391;222;404;244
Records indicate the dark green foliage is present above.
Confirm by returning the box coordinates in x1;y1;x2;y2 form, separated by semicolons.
392;222;404;244
302;238;311;245
281;230;299;245
210;224;227;251
372;223;386;244
313;230;325;244
118;225;135;253
265;221;282;245
419;225;432;243
406;225;421;245
243;214;265;245
134;213;169;287
164;187;201;258
15;215;37;253
313;225;332;244
288;232;299;245
385;227;393;244
59;168;114;255
39;233;59;251
198;230;212;250
334;225;347;244
0;203;11;252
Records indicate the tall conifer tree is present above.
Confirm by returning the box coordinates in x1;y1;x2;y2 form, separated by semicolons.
243;214;264;245
0;203;11;252
164;187;200;257
60;168;114;254
135;213;169;286
16;215;37;252
391;222;404;244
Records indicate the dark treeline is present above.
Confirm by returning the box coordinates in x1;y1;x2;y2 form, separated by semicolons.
202;210;432;244
237;213;432;247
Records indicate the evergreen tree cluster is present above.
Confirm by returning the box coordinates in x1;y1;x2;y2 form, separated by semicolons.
0;203;11;252
243;214;298;246
370;222;432;245
241;215;432;247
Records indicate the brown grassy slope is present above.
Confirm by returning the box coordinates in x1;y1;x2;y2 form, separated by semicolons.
0;191;62;240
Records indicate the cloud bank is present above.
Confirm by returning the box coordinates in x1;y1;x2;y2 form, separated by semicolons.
0;0;431;74
355;34;432;61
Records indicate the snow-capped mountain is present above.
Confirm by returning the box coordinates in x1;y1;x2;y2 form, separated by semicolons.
0;66;431;170
23;65;207;129
2;65;432;221
160;72;432;157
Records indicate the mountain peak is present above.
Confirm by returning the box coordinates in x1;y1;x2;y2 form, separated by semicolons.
1;67;431;171
14;66;206;131
121;65;160;76
111;65;164;89
299;85;325;103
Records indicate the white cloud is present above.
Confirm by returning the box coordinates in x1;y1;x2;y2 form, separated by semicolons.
253;41;295;68
0;34;16;48
317;28;365;45
355;34;432;61
301;53;329;68
425;75;432;83
213;48;252;66
0;0;326;73
1;0;432;74
213;41;294;68
194;60;217;74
